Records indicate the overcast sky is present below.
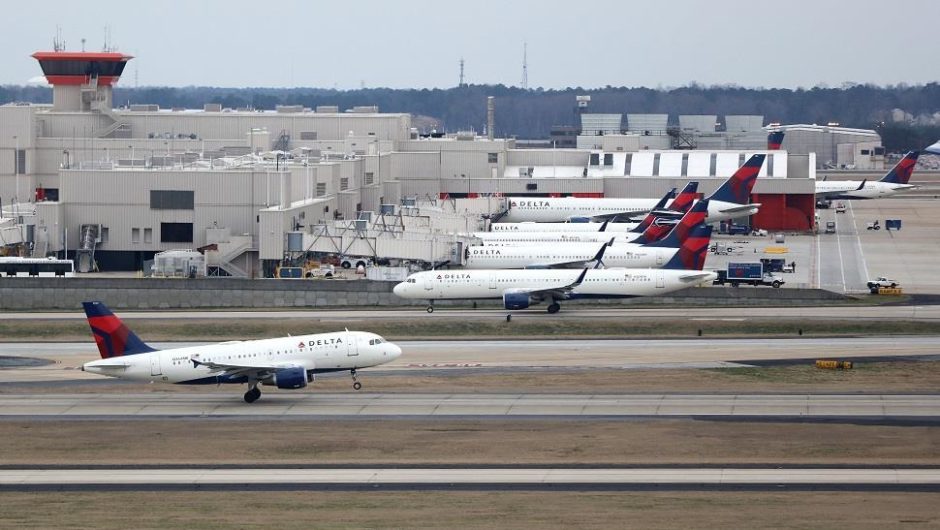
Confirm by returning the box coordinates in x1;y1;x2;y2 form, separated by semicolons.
6;0;938;89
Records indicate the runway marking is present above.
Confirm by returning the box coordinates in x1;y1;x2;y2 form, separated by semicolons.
2;393;935;418
1;467;938;488
848;201;870;284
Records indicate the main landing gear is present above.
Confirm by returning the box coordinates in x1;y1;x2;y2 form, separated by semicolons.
351;369;362;390
547;302;561;314
244;383;261;404
426;301;435;313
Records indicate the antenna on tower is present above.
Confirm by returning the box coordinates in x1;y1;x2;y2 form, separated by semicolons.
521;41;528;90
458;57;466;87
53;26;65;52
102;25;115;52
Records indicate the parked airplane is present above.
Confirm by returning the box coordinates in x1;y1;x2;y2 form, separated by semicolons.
80;301;402;403
498;154;763;223
465;200;711;269
815;151;919;202
485;182;698;240
394;222;715;314
926;141;940;155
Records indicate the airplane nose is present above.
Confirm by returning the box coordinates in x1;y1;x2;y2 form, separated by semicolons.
389;343;403;360
392;283;403;296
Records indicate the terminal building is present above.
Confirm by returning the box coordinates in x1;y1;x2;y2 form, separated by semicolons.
0;50;877;276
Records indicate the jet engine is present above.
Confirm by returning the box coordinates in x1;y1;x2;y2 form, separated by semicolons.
265;367;308;389
503;292;531;310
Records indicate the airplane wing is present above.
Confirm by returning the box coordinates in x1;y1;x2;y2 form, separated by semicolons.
190;358;297;379
679;272;716;282
507;268;589;300
528;239;613;270
589;209;651;221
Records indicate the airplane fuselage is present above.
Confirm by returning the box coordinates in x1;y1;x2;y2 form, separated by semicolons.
394;268;716;301
474;231;643;245
464;243;674;269
83;331;400;385
502;197;754;223
489;222;640;233
815;180;915;200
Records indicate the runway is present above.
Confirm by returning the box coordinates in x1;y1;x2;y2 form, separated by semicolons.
1;393;937;419
1;336;938;384
3;305;940;321
1;467;938;491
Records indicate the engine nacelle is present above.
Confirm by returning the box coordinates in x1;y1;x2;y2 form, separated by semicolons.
503;291;531;310
268;367;308;390
567;216;592;223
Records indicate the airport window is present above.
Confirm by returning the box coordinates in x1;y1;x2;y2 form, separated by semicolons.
144;228;153;243
300;131;318;140
340;177;349;190
131;228;140;244
488;153;498;163
526;183;538;191
160;222;193;243
860;149;870;155
100;227;109;243
364;172;374;185
316;183;327;197
15;149;26;174
652;154;661;176
589;153;600;166
624;153;633;175
603;153;613;166
150;190;194;210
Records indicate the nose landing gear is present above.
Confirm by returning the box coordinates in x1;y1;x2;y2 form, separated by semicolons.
351;369;362;390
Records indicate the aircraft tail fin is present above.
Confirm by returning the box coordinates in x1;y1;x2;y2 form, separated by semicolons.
661;224;713;271
667;181;700;215
628;187;676;234
767;130;785;150
706;154;765;204
82;301;157;359
644;199;710;249
879;151;919;184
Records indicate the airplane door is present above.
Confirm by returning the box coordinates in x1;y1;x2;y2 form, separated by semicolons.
347;332;359;357
423;275;433;291
150;352;162;376
656;271;665;289
489;273;497;289
655;250;664;266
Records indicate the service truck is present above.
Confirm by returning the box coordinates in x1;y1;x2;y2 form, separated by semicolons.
713;262;785;288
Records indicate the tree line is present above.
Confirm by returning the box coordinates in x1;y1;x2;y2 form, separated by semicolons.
1;83;938;150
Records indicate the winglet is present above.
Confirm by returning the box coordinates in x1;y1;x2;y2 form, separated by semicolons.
573;268;589;285
591;241;610;269
855;179;867;191
598;219;609;232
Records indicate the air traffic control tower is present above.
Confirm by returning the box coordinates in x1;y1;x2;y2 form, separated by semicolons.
31;51;132;112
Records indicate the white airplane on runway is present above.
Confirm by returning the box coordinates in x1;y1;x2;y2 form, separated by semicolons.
497;154;764;223
465;200;711;269
80;301;402;403
394;223;715;313
815;151;919;202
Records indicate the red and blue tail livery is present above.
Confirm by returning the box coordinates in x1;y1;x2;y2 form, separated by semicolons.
707;154;765;205
82;301;156;358
879;151;919;185
767;131;785;150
